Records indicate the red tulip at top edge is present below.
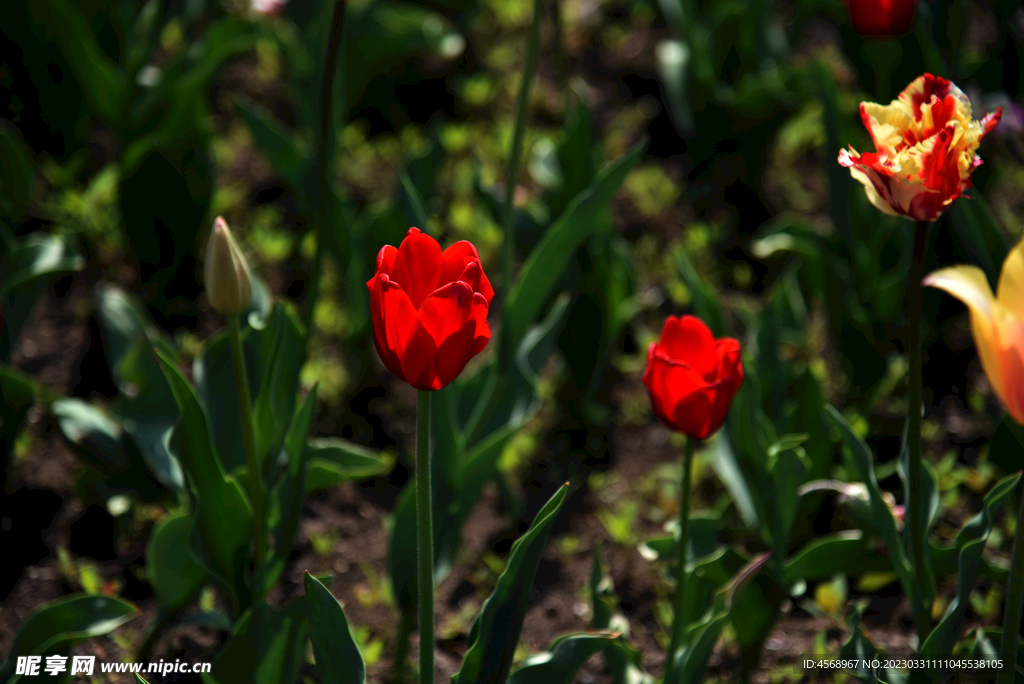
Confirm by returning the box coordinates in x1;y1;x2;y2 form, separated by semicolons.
843;0;915;37
367;227;495;391
643;315;744;441
838;74;1001;222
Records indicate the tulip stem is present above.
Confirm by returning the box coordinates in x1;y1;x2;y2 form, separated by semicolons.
501;0;544;301
667;438;695;673
229;315;265;567
907;219;931;640
416;389;435;684
997;477;1024;684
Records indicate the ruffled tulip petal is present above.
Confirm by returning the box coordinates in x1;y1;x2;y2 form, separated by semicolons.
923;265;1003;406
838;74;999;222
658;316;718;378
391;228;442;309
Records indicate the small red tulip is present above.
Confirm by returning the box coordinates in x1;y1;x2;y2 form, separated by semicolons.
643;315;744;440
366;227;495;391
843;0;915;37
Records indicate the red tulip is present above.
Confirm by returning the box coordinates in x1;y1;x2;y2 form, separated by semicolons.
366;227;495;391
643;316;744;440
843;0;915;37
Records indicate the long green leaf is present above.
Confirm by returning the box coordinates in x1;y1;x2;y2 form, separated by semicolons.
666;553;772;684
824;405;920;622
453;483;570;684
160;351;253;613
507;632;622;684
203;599;308;684
503;140;644;348
0;595;137;682
305;573;366;684
920;471;1022;656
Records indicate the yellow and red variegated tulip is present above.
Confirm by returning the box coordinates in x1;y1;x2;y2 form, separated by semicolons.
838;74;1001;222
924;235;1024;424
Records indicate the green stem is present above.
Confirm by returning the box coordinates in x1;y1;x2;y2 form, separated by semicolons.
301;0;347;349
667;438;695;671
501;0;544;304
908;219;930;640
997;478;1024;684
416;390;435;684
229;315;264;566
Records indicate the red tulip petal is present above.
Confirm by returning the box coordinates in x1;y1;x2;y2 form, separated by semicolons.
400;319;440;390
375;244;398;276
658;315;717;378
441;241;495;305
413;282;492;389
378;275;421;381
391;228;442;309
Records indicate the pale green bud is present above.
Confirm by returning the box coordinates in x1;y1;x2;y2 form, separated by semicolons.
204;217;253;315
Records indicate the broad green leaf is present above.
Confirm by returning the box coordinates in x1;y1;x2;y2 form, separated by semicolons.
674;249;728;338
53;399;123;467
920;471;1022;657
305;573;365;684
306;439;391;479
507;632;622;684
202;599;308;684
783;531;866;584
0;123;35;223
161;351;253;614
0;364;36;492
147;510;208;611
0;595;137;682
453;484;570;684
824;405;920;623
1;231;84;362
504;140;644;349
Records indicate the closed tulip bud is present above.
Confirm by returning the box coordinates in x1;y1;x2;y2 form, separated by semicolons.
204;216;253;315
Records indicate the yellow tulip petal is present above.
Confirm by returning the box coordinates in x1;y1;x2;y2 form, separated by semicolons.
992;313;1024;423
996;235;1024;320
923;265;1004;402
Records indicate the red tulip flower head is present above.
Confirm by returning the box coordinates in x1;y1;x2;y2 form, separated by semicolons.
643;316;744;441
838;74;1001;222
367;227;495;391
843;0;915;37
